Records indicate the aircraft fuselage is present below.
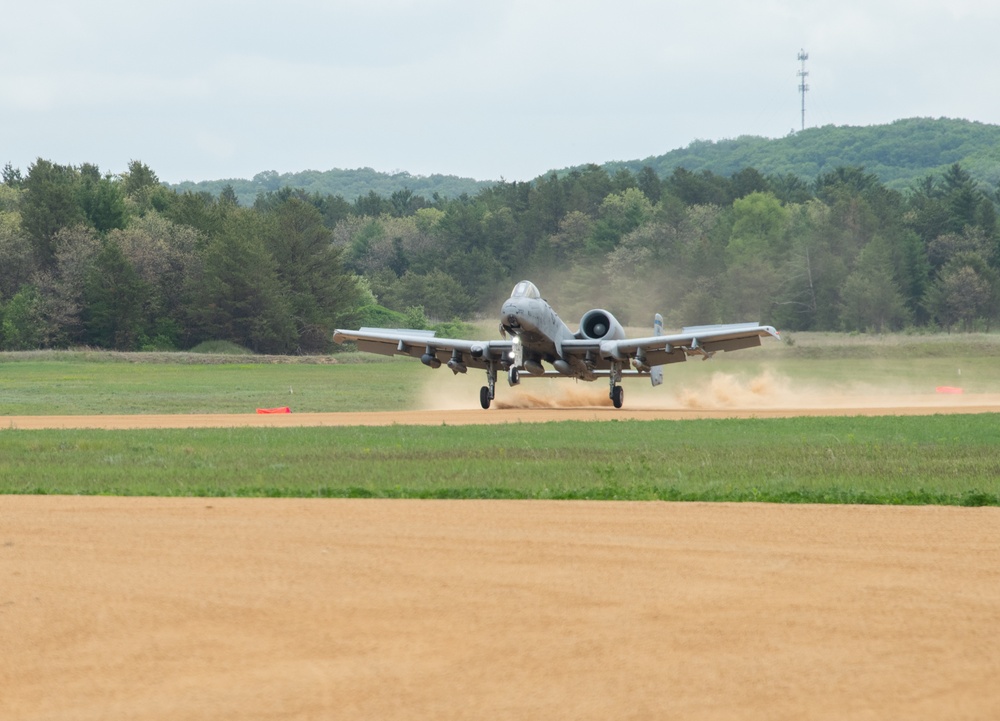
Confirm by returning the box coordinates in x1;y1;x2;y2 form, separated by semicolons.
499;294;573;360
499;282;604;379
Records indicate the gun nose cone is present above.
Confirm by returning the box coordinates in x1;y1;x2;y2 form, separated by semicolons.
500;300;520;328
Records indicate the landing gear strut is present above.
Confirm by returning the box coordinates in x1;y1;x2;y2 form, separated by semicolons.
480;363;497;409
609;362;624;409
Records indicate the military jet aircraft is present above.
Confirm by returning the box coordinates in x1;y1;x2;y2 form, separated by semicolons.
334;280;779;409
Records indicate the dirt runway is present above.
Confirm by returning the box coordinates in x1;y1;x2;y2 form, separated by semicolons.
3;399;1000;720
3;390;1000;429
3;497;999;721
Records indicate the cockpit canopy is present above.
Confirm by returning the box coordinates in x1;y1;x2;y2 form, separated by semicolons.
510;280;541;299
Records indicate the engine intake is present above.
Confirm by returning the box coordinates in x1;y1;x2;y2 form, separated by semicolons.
577;309;625;341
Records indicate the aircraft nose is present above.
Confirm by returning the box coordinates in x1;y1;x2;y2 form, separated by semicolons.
500;300;518;326
501;299;536;333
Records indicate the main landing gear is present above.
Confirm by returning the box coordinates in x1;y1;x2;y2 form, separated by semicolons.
479;363;520;409
480;363;498;409
482;363;625;410
609;362;624;408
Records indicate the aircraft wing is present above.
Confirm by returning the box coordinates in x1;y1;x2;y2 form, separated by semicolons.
560;322;780;369
335;322;778;375
333;327;512;370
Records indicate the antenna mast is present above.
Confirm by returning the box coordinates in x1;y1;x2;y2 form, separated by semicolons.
797;49;809;131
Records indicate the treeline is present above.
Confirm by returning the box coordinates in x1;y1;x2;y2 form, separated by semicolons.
174;167;493;209
169;118;1000;206
1;155;999;354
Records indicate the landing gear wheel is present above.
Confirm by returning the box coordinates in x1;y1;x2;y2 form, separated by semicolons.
480;386;491;409
611;385;624;409
507;366;520;386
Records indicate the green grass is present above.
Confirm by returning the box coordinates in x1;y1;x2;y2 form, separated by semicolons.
1;416;998;505
5;333;1000;415
0;353;420;414
3;336;1000;505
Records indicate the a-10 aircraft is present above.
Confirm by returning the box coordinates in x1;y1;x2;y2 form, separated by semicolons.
334;280;779;409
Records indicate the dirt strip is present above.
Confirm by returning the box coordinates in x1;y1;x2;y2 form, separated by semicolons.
2;398;1000;430
2;497;999;721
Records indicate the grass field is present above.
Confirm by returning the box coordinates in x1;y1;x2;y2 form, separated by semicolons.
0;417;997;505
0;351;414;414
2;334;1000;504
3;332;1000;414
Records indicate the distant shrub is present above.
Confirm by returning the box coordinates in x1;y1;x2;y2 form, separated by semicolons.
189;340;254;355
139;336;178;352
350;306;476;338
356;304;408;328
432;319;478;339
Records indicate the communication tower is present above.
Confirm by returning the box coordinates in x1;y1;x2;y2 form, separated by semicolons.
797;49;809;131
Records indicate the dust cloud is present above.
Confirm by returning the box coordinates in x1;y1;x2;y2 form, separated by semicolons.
494;385;613;409
417;368;799;411
649;368;978;412
672;369;797;410
417;371;615;410
417;364;987;412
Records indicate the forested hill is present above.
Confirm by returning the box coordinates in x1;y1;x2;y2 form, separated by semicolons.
172;118;1000;204
608;117;1000;191
173;168;493;207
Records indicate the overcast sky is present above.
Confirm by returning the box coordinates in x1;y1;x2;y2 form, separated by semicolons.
3;0;999;185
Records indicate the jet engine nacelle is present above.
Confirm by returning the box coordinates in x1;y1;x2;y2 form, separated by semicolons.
577;309;626;341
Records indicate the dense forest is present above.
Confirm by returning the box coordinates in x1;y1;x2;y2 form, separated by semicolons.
3;123;1000;353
